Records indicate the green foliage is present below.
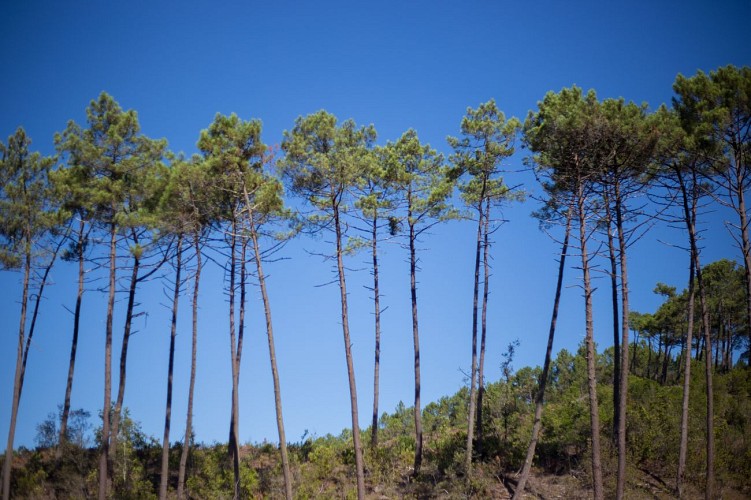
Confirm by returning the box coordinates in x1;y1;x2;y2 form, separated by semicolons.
0;127;58;269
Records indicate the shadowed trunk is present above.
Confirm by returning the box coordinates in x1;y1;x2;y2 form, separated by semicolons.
579;188;604;500
464;201;483;476
160;236;182;500
614;182;630;500
476;196;492;458
250;218;293;499
178;231;201;499
60;219;87;452
695;251;714;500
513;205;572;499
99;221;117;500
409;210;424;477
333;199;366;499
110;232;141;460
227;222;241;499
371;210;382;449
1;248;31;500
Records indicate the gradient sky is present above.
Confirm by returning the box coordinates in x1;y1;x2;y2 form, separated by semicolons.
1;1;750;449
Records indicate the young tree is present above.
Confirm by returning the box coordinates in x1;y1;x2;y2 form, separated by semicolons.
448;99;520;473
173;157;213;500
0;128;57;500
513;197;573;499
385;129;456;475
241;150;295;499
523;87;605;499
281;111;375;498
198;113;265;499
595;98;659;499
352;146;393;449
48;149;96;452
55;92;165;500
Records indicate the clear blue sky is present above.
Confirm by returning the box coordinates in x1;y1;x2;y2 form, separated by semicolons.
1;1;749;449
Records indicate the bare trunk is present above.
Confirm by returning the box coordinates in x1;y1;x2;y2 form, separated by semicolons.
60;220;86;451
604;193;621;448
695;253;714;499
734;165;751;354
464;204;483;476
677;182;697;497
370;211;382;448
614;184;630;500
227;223;241;499
579;190;604;500
178;231;201;499
1;249;31;500
250;222;294;499
476;196;492;458
409;216;424;477
334;203;366;499
160;236;182;499
99;222;117;500
513;205;572;499
111;234;141;459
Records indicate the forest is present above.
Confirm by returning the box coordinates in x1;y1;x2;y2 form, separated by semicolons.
0;65;750;499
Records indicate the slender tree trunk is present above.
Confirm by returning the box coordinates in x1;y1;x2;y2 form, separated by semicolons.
250;221;294;499
60;219;86;451
409;216;424;477
99;221;117;500
178;231;201;500
160;236;182;500
1;249;31;500
661;345;672;385
733;167;751;352
227;223;241;499
111;234;141;459
333;203;366;499
228;234;247;499
370;211;382;448
513;205;572;499
614;184;630;500
464;203;483;476
695;253;714;500
604;194;621;448
476;196;492;458
677;183;696;497
578;190;604;500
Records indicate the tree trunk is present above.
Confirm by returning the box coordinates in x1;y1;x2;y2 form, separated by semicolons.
476;196;492;458
733;162;751;357
250;221;294;499
409;216;424;477
178;231;201;500
60;219;86;451
333;202;366;499
579;190;604;500
1;249;31;500
464;203;483;476
110;233;141;459
676;170;697;496
695;253;714;500
513;205;572;499
604;194;621;449
227;223;241;499
99;221;117;500
614;183;630;500
371;211;382;449
160;236;182;500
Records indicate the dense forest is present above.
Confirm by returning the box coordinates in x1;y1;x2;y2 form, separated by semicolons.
1;65;750;499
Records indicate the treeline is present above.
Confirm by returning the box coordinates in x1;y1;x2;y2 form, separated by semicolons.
6;339;751;498
1;65;749;499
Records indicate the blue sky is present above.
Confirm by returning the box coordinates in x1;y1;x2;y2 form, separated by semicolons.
1;1;749;449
